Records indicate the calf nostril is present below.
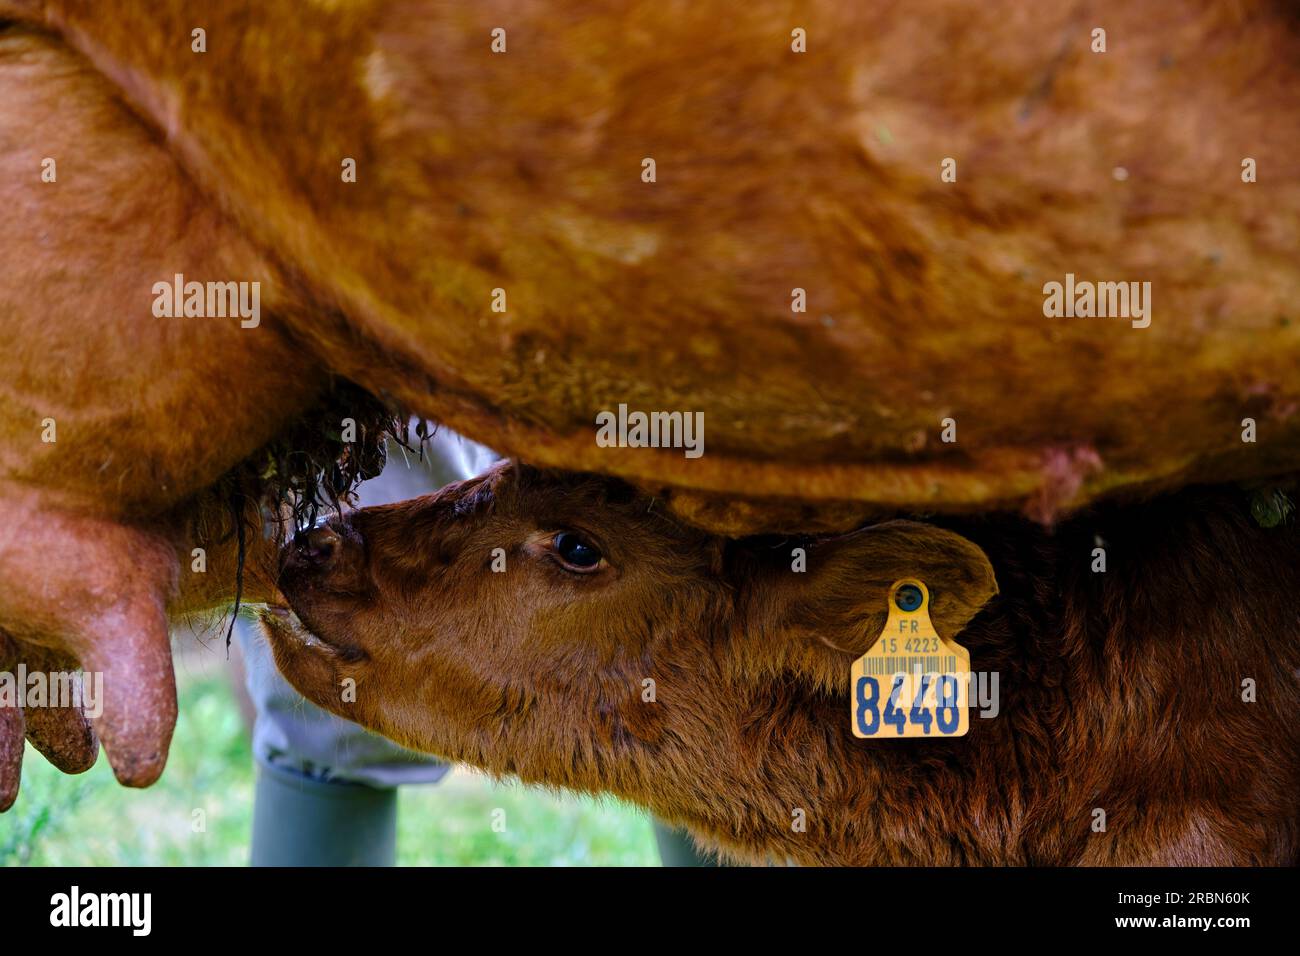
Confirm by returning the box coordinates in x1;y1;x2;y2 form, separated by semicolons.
293;525;341;566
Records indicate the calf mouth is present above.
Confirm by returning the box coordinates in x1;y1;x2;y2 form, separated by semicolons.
257;603;367;663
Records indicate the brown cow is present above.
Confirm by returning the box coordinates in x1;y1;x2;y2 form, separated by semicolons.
264;462;1300;865
4;0;1300;810
0;24;317;800
5;0;1300;526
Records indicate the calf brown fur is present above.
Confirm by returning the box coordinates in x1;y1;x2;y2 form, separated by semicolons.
265;463;1300;866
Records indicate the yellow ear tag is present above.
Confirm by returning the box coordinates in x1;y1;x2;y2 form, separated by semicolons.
851;579;970;739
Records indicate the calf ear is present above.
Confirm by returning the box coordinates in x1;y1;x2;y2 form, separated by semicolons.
738;521;998;691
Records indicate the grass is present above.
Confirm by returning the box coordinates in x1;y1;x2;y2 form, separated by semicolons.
0;658;659;867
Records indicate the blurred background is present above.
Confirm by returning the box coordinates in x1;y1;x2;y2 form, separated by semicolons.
1;635;658;866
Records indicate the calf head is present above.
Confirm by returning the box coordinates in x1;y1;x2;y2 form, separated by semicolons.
262;461;997;864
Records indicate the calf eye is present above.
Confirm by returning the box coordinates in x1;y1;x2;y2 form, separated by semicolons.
553;532;604;572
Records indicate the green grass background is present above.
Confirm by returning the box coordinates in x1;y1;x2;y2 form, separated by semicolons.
0;659;658;867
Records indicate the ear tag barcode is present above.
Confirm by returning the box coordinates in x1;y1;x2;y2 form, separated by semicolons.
851;579;970;739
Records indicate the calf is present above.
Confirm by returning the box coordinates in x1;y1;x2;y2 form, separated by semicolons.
264;462;1300;865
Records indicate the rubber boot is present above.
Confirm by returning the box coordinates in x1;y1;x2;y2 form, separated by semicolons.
250;761;398;867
